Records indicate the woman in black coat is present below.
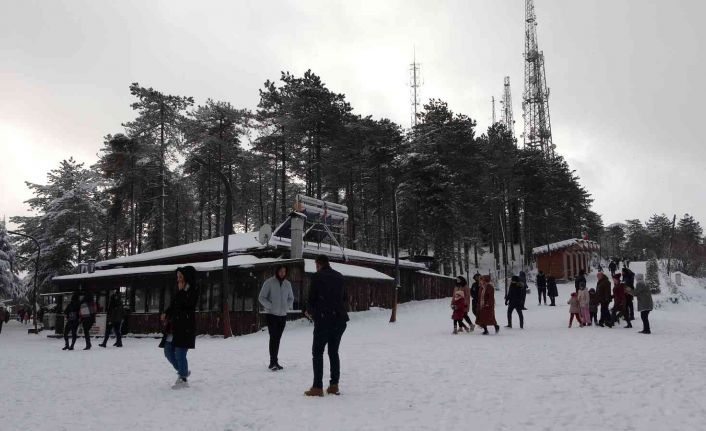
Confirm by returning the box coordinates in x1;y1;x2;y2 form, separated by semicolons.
160;266;199;389
547;276;559;306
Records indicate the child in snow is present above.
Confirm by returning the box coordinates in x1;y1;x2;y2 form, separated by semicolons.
588;288;599;325
451;290;470;334
567;292;583;328
577;285;590;326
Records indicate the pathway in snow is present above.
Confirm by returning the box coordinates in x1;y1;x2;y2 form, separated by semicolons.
1;269;705;430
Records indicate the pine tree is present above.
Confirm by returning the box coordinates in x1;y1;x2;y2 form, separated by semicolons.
0;221;23;298
123;83;193;249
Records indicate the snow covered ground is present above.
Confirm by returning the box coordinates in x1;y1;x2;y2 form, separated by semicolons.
2;264;706;431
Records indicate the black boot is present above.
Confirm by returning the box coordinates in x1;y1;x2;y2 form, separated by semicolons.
62;345;69;351
494;325;500;334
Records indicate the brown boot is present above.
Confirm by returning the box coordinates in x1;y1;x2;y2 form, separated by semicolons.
304;387;324;397
326;384;340;395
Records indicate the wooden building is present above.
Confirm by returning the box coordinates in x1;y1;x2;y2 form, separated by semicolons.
51;230;455;336
532;239;599;281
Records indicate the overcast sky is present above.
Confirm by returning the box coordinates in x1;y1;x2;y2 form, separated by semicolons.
1;0;704;229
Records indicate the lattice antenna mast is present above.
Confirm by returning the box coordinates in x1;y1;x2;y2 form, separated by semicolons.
409;49;422;127
522;0;554;157
500;76;515;142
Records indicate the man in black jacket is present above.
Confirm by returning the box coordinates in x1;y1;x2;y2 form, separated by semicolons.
505;276;525;329
99;291;124;348
536;271;547;305
304;255;349;397
470;273;480;316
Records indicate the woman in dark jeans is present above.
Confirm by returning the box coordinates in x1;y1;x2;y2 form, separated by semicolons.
79;293;97;350
634;273;653;334
160;266;199;389
62;293;81;350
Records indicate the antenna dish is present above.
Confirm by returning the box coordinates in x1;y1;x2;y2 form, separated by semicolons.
258;224;272;245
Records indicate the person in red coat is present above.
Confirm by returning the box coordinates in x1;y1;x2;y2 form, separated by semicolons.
475;275;500;335
451;290;470;334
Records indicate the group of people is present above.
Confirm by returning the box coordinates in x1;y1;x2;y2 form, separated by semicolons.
561;266;653;333
158;254;349;395
61;290;125;351
450;274;502;335
450;263;655;335
593;267;654;333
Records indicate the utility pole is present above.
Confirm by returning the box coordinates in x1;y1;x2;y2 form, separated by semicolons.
409;48;422;128
667;214;677;275
522;0;554;157
192;156;233;338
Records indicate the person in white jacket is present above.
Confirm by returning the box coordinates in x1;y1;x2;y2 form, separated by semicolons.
258;265;294;371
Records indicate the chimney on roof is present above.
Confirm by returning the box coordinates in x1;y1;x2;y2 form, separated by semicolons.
87;258;96;273
290;212;306;259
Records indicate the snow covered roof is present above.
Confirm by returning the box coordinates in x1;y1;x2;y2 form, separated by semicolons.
95;233;266;269
55;255;294;282
303;259;393;281
55;255;393;283
417;270;457;280
95;231;426;271
532;239;599;256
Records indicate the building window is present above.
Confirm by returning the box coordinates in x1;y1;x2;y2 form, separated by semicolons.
199;281;209;311
134;287;146;313
148;287;160;313
211;281;221;311
163;285;172;310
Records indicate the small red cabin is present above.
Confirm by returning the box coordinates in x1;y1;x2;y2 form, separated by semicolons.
532;239;599;280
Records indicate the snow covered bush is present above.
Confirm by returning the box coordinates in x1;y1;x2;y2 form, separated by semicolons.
647;258;660;294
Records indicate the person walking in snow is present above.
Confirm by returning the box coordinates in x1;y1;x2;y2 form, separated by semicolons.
452;276;474;331
475;275;500;335
78;293;97;350
99;291;124;348
0;306;7;334
611;274;627;326
608;260;617;276
470;273;481;317
451;290;470;334
258;264;295;371
622;267;636;324
505;275;525;329
634;273;653;334
567;292;583;328
547;275;559;306
577;284;591;326
536;270;547;305
588;288;599;325
304;255;349;397
518;271;529;310
159;266;199;389
62;293;81;350
596;272;613;328
574;269;587;294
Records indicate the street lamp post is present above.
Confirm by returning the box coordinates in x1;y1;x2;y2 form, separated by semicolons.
390;184;402;323
8;230;40;334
